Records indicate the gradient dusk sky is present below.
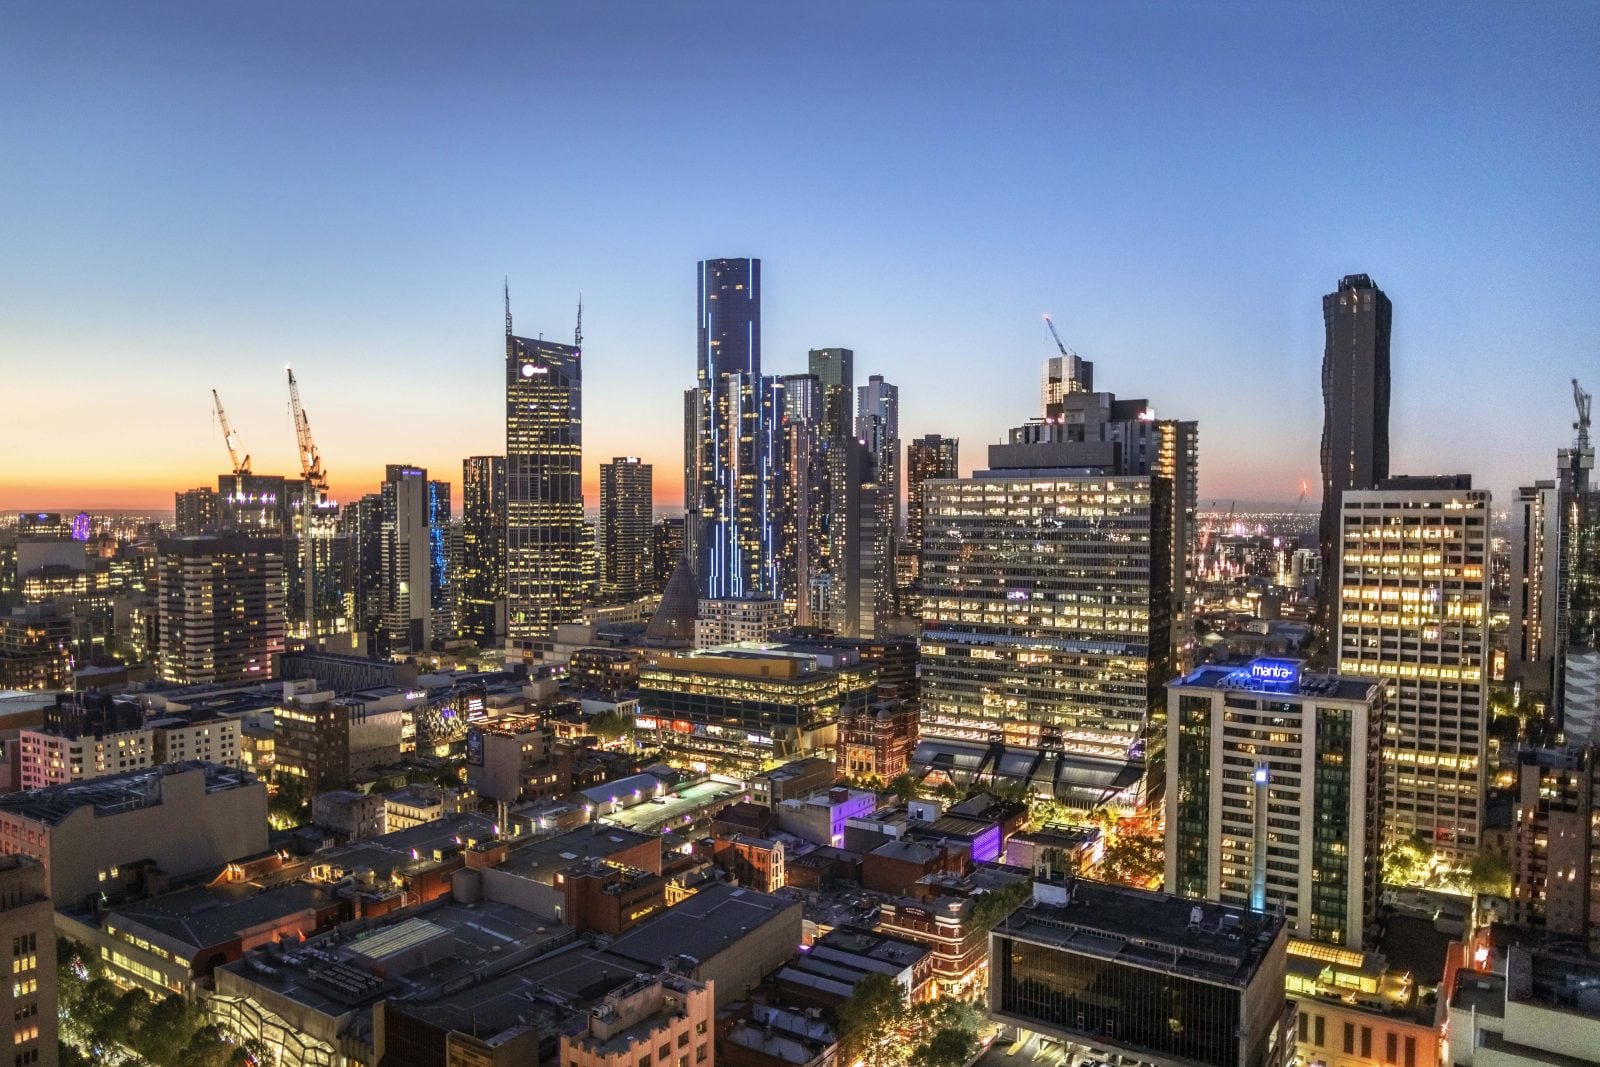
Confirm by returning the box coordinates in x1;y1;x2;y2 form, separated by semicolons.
3;2;1598;514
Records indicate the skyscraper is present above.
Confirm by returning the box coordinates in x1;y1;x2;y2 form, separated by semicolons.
459;455;507;646
427;476;452;640
906;435;959;559
599;457;653;603
920;474;1168;808
1166;661;1386;949
1336;479;1489;856
856;375;900;633
1319;274;1392;615
652;518;685;595
505;290;588;648
158;535;286;684
380;464;435;654
691;258;776;600
917;360;1195;806
809;347;856;632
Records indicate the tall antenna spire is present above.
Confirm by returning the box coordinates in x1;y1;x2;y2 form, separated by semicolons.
575;292;583;349
504;276;513;338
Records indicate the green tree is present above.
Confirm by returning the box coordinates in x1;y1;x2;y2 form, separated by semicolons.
184;1025;239;1067
269;774;309;827
58;1042;92;1067
589;710;635;743
103;987;151;1047
886;774;919;803
836;972;911;1067
1468;851;1513;897
1382;839;1432;887
969;880;1031;932
137;994;205;1067
912;1026;975;1067
1097;831;1164;886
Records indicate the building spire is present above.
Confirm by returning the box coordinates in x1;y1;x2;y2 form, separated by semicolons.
575;292;583;349
504;276;513;338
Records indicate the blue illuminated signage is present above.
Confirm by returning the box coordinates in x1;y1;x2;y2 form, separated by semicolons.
1247;658;1301;687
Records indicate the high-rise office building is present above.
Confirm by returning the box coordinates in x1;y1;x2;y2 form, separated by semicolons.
380;465;436;654
505;293;588;647
1336;479;1489;856
652;518;685;595
690;257;777;600
920;474;1168;808
1166;660;1386;949
599;457;653;603
989;368;1198;667
1042;351;1095;410
459;455;507;646
856;375;900;633
0;857;55;1062
809;347;856;632
339;492;385;649
158;535;286;684
918;365;1195;806
906;435;959;555
774;374;826;622
1509;745;1600;955
1319;274;1392;617
1510;481;1561;696
427;477;452;640
175;486;219;536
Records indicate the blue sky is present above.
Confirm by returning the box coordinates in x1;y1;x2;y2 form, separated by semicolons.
3;1;1597;511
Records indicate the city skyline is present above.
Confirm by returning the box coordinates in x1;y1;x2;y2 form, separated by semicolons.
4;4;1599;513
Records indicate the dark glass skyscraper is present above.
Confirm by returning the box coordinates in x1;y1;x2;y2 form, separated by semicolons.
506;298;587;646
460;455;506;645
1319;274;1392;610
906;434;959;555
599;456;653;603
691;258;777;599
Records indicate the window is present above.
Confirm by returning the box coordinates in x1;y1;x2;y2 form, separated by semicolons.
1361;1026;1372;1058
695;1022;707;1035
1404;1036;1416;1067
696;1047;707;1063
1386;1032;1398;1064
1297;1013;1307;1042
1313;1015;1324;1047
677;1034;689;1049
1343;1022;1354;1054
659;1046;670;1060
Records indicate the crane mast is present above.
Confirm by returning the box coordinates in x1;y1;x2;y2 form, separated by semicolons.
211;389;251;476
286;366;328;499
1043;314;1072;358
1576;377;1593;450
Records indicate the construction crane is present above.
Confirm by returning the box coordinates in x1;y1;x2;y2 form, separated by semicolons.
211;389;251;476
1043;314;1072;358
286;366;328;499
1576;378;1592;450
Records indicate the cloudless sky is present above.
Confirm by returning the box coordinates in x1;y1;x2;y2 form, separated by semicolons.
3;1;1598;513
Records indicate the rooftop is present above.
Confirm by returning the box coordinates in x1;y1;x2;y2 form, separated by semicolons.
0;761;257;826
1170;660;1381;703
994;880;1285;988
106;881;336;954
609;882;799;970
495;825;658;883
219;897;570;1019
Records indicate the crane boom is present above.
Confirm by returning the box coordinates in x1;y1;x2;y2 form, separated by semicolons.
1576;378;1592;450
286;366;328;496
1043;314;1072;358
211;389;251;476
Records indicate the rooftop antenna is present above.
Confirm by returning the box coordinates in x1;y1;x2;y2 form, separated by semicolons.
504;276;513;338
1575;378;1592;450
575;292;583;349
